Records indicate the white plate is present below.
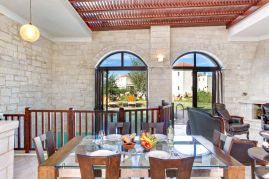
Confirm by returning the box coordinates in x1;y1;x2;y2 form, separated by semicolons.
105;134;122;141
154;134;167;142
145;150;170;160
90;150;114;156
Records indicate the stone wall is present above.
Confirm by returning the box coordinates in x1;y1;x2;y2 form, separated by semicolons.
248;39;269;101
51;26;261;113
51;29;150;109
170;27;259;114
1;13;269;114
0;14;53;113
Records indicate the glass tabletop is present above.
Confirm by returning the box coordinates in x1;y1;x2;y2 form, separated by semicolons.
56;135;227;169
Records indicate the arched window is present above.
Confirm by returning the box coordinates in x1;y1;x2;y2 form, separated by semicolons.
98;52;146;68
173;52;221;69
96;51;148;110
172;52;222;112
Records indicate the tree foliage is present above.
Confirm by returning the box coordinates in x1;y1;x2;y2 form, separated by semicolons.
106;72;120;100
128;71;146;96
128;58;147;96
197;91;212;103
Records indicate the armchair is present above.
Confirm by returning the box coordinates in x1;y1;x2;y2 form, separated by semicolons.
213;103;250;139
261;103;269;131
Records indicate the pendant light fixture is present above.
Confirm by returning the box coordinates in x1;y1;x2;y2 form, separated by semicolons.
20;0;40;43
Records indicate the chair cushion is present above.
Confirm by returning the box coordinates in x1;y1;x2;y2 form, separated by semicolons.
218;109;231;122
255;166;269;179
229;123;250;132
263;124;269;131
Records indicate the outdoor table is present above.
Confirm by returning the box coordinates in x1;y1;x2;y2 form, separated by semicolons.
38;135;245;179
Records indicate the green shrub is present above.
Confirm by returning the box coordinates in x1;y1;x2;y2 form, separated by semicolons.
197;91;212;103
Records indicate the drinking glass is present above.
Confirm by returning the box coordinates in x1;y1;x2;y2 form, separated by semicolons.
98;130;105;144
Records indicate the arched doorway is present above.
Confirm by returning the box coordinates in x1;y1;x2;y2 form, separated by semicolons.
172;51;223;110
95;51;148;110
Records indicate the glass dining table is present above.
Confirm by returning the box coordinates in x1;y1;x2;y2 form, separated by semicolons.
39;135;244;179
56;135;225;170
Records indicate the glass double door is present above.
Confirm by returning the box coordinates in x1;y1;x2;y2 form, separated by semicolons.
173;70;215;111
95;69;147;111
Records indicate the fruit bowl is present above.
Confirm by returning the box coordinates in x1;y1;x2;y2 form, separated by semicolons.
121;133;136;150
123;142;135;150
140;132;157;151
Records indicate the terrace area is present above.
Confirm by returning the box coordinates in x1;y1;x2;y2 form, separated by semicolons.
1;0;269;179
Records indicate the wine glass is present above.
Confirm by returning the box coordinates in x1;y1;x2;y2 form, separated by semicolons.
98;130;105;144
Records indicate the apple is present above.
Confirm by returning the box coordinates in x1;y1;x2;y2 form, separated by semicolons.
145;142;151;149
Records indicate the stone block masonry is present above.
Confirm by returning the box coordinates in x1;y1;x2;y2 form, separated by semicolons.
0;14;53;113
0;13;269;114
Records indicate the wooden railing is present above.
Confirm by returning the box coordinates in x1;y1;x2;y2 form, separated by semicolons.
2;104;174;153
123;107;160;134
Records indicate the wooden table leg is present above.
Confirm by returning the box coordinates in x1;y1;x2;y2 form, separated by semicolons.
250;160;256;179
224;166;245;179
38;166;58;179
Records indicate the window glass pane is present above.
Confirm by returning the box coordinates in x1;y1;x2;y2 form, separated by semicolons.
173;53;194;67
124;53;145;66
99;53;122;67
196;53;217;67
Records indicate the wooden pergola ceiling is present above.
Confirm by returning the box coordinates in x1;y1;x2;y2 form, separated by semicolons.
69;0;269;31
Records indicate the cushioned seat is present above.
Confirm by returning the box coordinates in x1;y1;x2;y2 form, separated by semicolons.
230;123;250;132
255;166;269;179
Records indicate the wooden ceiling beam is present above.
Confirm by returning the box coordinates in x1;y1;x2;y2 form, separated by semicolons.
68;0;268;31
69;0;258;13
75;5;251;13
90;21;227;31
85;15;238;25
227;0;269;28
88;18;233;28
81;10;245;22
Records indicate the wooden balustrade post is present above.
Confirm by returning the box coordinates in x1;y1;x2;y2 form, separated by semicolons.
171;103;175;128
119;108;125;122
158;106;162;122
67;108;74;141
24;107;31;153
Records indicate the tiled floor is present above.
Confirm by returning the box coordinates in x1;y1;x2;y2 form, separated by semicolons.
14;118;263;179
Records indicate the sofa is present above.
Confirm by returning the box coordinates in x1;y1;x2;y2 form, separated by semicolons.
187;108;224;141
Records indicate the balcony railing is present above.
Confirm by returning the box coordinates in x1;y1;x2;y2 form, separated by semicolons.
2;104;174;153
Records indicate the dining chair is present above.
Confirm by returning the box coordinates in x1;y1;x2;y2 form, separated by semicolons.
77;153;121;179
254;166;269;179
149;156;194;179
223;137;257;179
108;122;130;135
33;131;56;165
141;122;164;134
212;130;227;149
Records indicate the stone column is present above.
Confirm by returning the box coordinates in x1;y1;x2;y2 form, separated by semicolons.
0;121;19;179
149;26;172;107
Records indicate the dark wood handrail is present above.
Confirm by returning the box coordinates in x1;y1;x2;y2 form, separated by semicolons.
124;107;159;112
